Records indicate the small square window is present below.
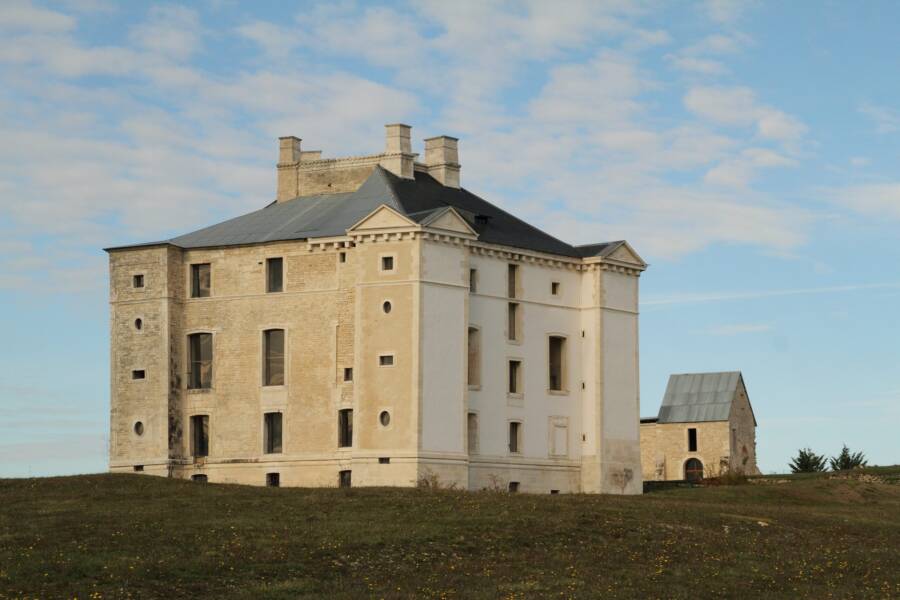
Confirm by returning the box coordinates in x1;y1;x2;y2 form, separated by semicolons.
551;281;560;295
379;354;394;367
378;457;390;464
132;370;145;380
508;481;520;493
266;472;280;487
343;367;353;382
133;274;144;288
133;465;144;472
381;256;394;271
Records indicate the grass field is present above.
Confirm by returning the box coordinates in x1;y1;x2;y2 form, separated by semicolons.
1;468;899;599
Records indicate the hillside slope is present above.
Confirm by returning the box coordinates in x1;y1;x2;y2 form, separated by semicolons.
1;470;899;599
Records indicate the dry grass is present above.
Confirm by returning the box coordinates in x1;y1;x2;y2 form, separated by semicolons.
1;467;899;599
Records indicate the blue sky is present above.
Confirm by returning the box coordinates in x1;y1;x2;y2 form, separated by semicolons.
0;0;898;477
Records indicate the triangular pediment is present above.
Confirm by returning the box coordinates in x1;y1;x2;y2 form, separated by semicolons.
606;241;646;267
420;207;478;236
348;204;417;232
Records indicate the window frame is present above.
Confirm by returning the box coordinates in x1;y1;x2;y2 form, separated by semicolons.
467;411;479;455
190;414;210;458
469;268;478;293
132;274;145;289
266;257;284;293
338;408;353;448
507;302;521;342
547;334;568;393
508;420;522;455
507;263;519;298
688;427;698;452
467;326;481;389
187;332;213;390
379;253;397;273
263;411;283;454
262;328;286;387
507;359;523;396
190;263;211;298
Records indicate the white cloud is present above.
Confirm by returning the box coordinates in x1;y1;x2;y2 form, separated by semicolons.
129;4;201;60
703;0;753;24
859;102;900;134
0;0;74;32
667;55;727;75
829;183;900;220
684;85;807;141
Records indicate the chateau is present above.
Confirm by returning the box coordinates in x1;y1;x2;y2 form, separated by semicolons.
106;124;647;494
640;372;760;481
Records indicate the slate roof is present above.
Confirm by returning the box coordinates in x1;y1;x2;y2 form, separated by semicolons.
655;372;748;424
106;167;629;259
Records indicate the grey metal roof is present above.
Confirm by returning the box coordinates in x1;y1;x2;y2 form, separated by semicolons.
656;371;744;424
105;166;628;258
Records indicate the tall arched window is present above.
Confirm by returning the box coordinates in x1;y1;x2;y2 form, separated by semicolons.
685;458;704;482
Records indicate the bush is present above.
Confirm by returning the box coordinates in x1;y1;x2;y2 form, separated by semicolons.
829;444;867;471
789;448;828;473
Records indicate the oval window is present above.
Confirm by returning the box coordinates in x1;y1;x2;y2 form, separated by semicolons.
134;421;144;436
382;301;392;314
379;411;391;427
135;318;143;330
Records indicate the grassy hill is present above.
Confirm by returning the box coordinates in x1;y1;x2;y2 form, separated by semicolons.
1;468;899;599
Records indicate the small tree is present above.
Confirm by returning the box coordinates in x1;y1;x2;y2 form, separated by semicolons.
789;448;828;473
829;444;867;471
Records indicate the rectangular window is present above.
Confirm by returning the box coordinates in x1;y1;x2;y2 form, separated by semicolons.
381;255;394;271
467;412;479;454
469;268;477;293
339;251;346;263
509;421;521;454
551;281;560;295
507;264;519;298
688;428;698;452
338;409;353;448
379;354;394;367
264;412;283;454
339;469;352;488
191;474;207;483
507;303;519;341
508;481;520;493
131;369;145;380
266;473;280;487
343;367;353;382
263;329;285;386
133;274;144;288
549;336;566;391
188;333;212;389
508;360;522;394
378;457;390;464
191;415;209;458
467;327;481;386
190;263;210;298
266;257;283;293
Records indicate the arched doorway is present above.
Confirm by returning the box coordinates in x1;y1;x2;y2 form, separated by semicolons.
684;458;704;482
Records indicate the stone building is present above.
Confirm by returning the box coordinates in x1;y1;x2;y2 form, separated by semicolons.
640;372;759;481
106;124;648;494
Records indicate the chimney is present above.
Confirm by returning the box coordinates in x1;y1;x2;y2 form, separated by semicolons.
424;135;460;188
278;136;301;164
381;123;415;179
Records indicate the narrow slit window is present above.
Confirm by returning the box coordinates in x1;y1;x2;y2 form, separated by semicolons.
338;409;353;448
190;415;209;458
507;303;519;341
688;428;698;452
263;329;285;386
343;367;353;382
508;360;521;394
190;263;211;298
264;412;283;454
188;333;212;389
508;421;521;454
551;281;560;295
467;327;481;386
266;257;283;293
548;336;566;391
467;412;479;454
339;251;346;263
507;264;519;298
469;268;477;293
